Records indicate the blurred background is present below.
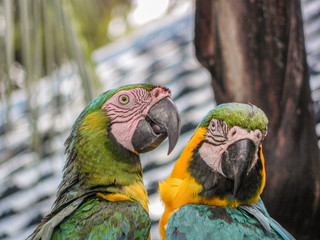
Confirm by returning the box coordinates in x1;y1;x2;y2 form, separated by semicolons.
0;0;319;239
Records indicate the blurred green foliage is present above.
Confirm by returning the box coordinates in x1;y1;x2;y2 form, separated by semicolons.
0;0;133;153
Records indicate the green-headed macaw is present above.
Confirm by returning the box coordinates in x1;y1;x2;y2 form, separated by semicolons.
159;103;295;240
29;84;181;240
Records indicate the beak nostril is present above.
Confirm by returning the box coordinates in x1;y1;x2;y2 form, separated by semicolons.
256;132;261;139
153;87;171;99
154;90;159;98
231;130;237;137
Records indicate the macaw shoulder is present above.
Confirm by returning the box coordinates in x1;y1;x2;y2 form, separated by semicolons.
52;197;151;240
165;204;283;240
159;177;202;209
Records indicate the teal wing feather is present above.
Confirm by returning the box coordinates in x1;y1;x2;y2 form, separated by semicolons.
239;198;295;240
166;204;288;240
51;197;151;240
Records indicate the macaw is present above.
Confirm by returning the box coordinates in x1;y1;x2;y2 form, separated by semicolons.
159;103;295;240
28;84;181;240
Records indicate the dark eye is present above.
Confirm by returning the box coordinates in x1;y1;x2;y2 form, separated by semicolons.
210;120;216;131
118;94;130;105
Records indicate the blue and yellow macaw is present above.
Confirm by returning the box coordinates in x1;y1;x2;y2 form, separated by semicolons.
159;103;295;240
28;84;180;240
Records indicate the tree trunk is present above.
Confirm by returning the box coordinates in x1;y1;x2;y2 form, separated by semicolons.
194;0;320;239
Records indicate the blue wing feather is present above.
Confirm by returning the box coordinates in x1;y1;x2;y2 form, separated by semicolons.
166;201;295;240
239;198;295;240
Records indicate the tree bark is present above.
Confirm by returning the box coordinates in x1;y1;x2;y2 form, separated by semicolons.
194;0;320;239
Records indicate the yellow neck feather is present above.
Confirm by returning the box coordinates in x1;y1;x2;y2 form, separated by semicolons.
97;180;149;212
170;127;207;178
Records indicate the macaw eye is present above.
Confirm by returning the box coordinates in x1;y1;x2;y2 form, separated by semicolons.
118;94;130;105
210;120;216;131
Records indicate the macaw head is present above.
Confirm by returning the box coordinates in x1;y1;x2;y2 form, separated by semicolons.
189;103;268;204
67;83;181;156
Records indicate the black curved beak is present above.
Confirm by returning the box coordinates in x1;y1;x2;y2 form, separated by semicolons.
132;97;181;154
221;139;256;196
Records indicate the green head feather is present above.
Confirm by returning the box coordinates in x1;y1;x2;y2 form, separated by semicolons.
66;84;158;149
199;103;268;133
64;84;160;186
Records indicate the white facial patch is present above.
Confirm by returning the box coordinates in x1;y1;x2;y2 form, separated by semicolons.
199;142;227;176
199;123;264;175
102;87;171;152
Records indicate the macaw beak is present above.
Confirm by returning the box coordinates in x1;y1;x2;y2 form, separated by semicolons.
221;139;256;196
132;97;181;154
